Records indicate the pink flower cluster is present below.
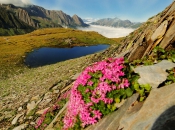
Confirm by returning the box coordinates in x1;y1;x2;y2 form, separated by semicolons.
63;57;130;129
35;91;70;129
35;104;59;129
57;90;70;102
35;108;49;129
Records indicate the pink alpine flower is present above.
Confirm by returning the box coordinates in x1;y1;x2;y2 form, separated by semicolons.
63;57;130;129
87;81;93;86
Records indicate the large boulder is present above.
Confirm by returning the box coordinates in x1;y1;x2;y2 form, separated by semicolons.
118;83;175;130
134;60;175;89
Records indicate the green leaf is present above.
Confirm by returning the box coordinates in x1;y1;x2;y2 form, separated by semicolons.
44;113;53;124
122;94;127;99
99;100;105;106
137;88;145;97
84;98;91;103
98;73;102;78
125;87;133;97
133;82;140;91
152;47;158;53
107;104;112;109
114;97;120;103
160;55;166;59
111;105;117;111
93;72;102;79
106;79;112;84
171;54;175;62
140;84;151;91
139;96;145;102
167;74;175;82
77;85;85;93
131;75;139;82
119;89;125;95
165;81;173;85
107;92;113;98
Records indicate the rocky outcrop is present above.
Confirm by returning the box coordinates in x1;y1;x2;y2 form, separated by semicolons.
91;17;141;28
16;8;37;28
55;10;73;25
116;1;175;61
72;14;87;26
134;60;175;88
119;83;175;130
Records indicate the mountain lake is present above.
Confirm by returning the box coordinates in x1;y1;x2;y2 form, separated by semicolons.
25;44;109;67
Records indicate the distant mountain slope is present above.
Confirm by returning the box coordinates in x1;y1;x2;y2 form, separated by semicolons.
91;17;141;28
0;7;34;36
0;4;88;35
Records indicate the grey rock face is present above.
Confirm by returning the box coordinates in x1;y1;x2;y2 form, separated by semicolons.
27;99;41;114
118;83;175;130
12;124;28;130
154;60;175;71
16;8;36;28
151;20;168;42
12;113;24;125
72;14;87;26
134;60;175;89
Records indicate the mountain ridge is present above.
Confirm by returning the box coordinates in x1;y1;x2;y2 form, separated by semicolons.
90;17;142;28
0;4;88;35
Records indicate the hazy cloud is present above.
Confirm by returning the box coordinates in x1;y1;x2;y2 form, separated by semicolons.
77;25;134;38
83;18;99;24
0;0;32;6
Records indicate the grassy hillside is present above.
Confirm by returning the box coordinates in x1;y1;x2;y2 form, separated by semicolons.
0;28;117;78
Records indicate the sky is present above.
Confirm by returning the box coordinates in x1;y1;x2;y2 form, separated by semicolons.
0;0;173;22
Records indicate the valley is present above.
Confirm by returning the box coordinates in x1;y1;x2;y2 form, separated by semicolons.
0;28;117;79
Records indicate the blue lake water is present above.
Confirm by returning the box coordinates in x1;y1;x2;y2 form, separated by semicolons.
25;44;109;67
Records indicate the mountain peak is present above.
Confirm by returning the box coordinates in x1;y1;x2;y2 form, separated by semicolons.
72;14;88;27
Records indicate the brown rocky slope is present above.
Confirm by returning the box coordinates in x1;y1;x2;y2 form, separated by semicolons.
116;1;175;61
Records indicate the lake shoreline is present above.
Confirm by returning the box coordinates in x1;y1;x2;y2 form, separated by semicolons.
25;44;109;68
